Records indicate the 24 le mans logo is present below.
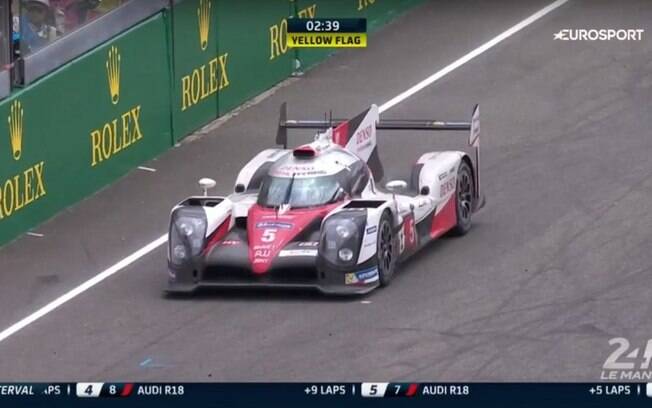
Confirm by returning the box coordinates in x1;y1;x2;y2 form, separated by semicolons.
1;100;47;221
198;0;211;51
90;45;143;167
601;337;652;380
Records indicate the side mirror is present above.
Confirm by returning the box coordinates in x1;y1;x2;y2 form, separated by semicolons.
198;178;217;196
385;180;408;192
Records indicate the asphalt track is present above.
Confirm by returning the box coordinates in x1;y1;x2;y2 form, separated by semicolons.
1;0;651;381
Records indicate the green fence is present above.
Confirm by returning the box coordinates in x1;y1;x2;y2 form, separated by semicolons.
0;14;172;245
0;0;424;247
172;0;294;138
171;0;221;139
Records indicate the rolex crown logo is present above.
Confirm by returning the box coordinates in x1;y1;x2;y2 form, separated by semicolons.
8;100;23;161
106;45;121;105
198;0;211;51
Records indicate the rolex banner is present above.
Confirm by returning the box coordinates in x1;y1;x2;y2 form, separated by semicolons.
171;0;222;140
0;1;426;247
171;0;294;139
0;14;171;246
171;0;427;139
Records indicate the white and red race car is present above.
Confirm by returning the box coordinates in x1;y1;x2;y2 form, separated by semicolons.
167;103;484;294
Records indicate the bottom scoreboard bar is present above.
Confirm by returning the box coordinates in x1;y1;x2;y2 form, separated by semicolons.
0;383;649;407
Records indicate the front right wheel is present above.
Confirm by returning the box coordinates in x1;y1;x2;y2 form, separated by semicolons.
451;161;474;236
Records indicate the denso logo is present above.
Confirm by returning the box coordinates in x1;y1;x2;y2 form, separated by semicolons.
440;179;455;196
355;125;373;145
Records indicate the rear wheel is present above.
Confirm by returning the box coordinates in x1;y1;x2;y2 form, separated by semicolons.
377;212;396;286
451;161;474;235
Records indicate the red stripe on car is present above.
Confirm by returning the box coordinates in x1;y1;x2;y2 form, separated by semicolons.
247;203;340;274
202;216;231;255
430;195;457;239
332;121;350;146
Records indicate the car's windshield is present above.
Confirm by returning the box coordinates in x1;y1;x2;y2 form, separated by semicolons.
258;174;345;208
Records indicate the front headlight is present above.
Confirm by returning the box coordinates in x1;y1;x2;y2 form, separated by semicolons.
335;223;354;239
338;248;354;262
320;210;366;266
169;207;207;264
172;244;187;261
178;221;195;237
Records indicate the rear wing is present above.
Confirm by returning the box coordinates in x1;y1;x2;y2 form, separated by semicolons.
277;103;482;209
277;103;475;141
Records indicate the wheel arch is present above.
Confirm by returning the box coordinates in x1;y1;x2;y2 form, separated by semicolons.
459;153;478;209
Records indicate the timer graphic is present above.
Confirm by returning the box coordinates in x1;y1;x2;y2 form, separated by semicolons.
287;18;367;48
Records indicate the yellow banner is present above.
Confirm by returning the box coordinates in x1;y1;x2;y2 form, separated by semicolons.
287;33;367;48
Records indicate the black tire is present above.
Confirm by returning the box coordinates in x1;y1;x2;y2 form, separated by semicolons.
451;161;474;236
377;211;396;286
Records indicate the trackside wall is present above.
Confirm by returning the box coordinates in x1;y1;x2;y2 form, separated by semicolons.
0;0;424;246
0;13;172;246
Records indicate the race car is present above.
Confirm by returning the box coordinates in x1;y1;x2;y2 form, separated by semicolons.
167;103;484;295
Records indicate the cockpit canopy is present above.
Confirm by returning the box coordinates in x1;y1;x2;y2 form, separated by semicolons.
257;173;346;208
255;147;370;208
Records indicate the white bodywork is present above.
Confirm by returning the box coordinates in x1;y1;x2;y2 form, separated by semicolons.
173;103;478;267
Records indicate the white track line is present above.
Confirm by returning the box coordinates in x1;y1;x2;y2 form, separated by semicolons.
0;235;167;343
379;0;569;113
0;0;568;344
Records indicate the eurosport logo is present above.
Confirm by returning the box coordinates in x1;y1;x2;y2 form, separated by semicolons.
554;29;644;41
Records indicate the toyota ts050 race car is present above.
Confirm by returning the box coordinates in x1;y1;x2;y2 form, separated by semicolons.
167;103;484;295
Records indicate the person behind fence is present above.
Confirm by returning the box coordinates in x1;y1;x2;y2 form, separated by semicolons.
50;0;101;33
19;0;58;52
